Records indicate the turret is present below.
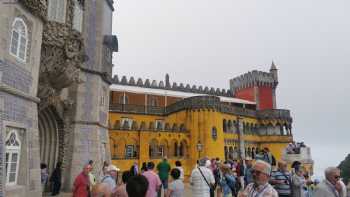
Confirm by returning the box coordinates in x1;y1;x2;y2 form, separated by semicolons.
165;73;170;88
230;64;279;110
270;61;278;84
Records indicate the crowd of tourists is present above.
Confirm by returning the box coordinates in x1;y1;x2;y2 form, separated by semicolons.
285;141;307;154
40;151;349;197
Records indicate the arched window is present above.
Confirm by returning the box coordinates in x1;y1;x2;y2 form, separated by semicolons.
47;0;67;23
223;119;227;132
5;129;21;185
9;18;28;62
174;142;178;157
227;120;232;133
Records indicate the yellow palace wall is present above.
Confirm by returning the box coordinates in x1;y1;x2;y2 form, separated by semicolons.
109;109;293;177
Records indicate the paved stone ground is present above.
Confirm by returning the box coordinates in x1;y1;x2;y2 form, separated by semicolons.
43;183;192;196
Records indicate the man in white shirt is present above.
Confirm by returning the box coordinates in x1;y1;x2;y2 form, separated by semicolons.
314;167;347;197
190;157;215;197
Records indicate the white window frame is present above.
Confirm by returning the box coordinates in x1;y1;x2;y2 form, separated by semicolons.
155;120;164;130
159;145;164;157
5;129;21;186
47;0;67;23
121;118;133;129
9;18;28;62
125;145;134;158
72;0;83;32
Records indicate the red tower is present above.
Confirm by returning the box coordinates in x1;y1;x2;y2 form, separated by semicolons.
230;62;278;110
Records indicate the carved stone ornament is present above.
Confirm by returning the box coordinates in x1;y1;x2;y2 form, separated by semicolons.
38;20;86;108
21;0;47;20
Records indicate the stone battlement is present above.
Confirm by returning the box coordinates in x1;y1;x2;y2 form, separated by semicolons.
230;62;279;93
111;74;234;97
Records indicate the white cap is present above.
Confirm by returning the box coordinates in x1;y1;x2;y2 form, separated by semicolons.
245;157;253;161
107;165;120;172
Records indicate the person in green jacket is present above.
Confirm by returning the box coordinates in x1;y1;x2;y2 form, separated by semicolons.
157;157;171;197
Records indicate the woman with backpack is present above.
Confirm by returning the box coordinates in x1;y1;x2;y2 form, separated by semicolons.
219;164;236;197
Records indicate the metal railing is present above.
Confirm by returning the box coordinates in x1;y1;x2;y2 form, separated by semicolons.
110;96;292;122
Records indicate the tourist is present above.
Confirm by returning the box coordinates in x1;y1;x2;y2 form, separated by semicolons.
314;167;346;197
292;167;307;197
91;182;112;197
190;157;215;197
88;160;97;193
270;160;292;197
126;175;149;197
73;164;92;197
211;159;222;197
101;164;120;194
339;179;347;197
50;161;62;196
141;162;148;173
303;172;314;197
157;157;171;197
115;170;132;197
238;160;278;197
219;164;236;197
102;161;109;176
143;162;162;197
236;159;245;190
130;161;139;176
40;163;49;192
244;157;254;185
286;143;296;154
165;168;185;197
175;161;184;181
255;150;265;161
263;147;273;165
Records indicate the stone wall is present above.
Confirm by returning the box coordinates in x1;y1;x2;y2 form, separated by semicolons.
0;2;43;196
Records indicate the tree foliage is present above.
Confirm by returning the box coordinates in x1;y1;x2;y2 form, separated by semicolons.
338;154;350;185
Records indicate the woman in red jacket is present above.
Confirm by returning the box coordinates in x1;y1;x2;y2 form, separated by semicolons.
73;164;92;197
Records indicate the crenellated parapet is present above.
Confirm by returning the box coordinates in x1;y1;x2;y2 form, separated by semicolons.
112;74;234;97
230;69;278;93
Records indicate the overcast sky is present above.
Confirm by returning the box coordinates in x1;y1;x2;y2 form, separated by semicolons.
112;0;350;178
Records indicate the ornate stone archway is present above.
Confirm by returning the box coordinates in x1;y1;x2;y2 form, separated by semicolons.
38;106;64;176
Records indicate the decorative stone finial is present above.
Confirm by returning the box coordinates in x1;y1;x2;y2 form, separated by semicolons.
159;81;165;88
151;80;158;87
129;77;135;85
165;74;170;88
144;79;151;87
121;76;128;84
137;78;143;86
270;61;277;70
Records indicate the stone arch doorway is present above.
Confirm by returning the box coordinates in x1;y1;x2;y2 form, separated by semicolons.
38;106;63;178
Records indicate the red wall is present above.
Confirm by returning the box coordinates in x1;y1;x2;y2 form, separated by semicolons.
258;86;273;110
234;87;255;102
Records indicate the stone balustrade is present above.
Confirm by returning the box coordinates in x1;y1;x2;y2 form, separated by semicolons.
282;147;313;164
